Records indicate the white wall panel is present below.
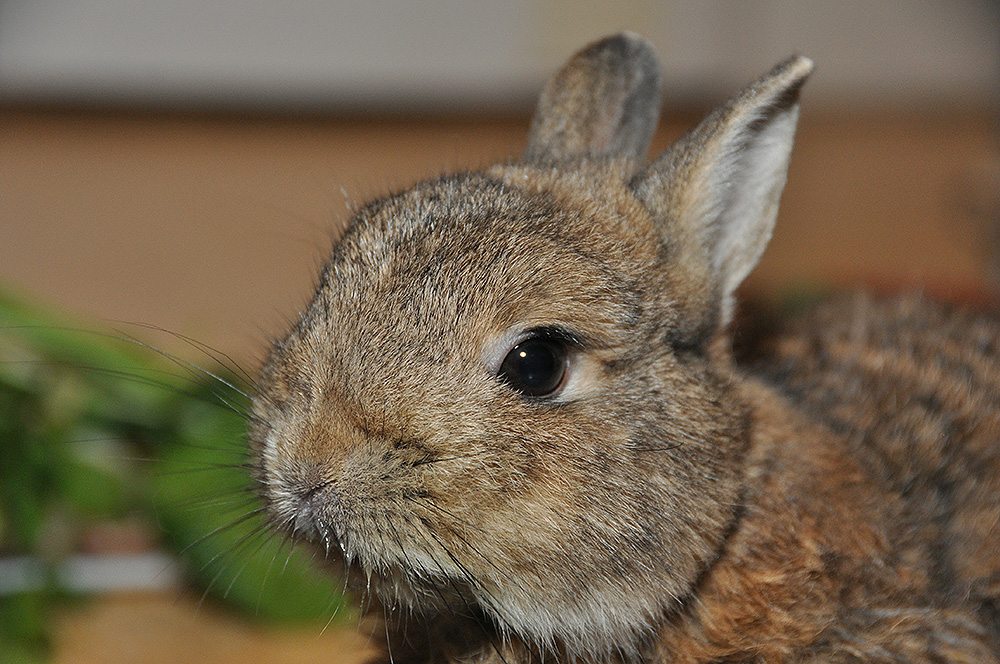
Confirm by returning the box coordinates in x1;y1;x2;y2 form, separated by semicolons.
0;0;995;111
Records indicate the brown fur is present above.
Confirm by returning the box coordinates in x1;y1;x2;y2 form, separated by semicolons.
248;34;1000;663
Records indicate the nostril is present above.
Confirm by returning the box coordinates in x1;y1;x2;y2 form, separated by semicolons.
301;480;331;506
291;479;338;537
291;480;349;558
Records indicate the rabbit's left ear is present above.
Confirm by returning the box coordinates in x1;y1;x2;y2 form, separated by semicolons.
632;55;813;326
523;32;662;163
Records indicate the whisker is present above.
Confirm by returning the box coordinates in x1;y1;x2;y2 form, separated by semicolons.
400;513;513;664
159;439;252;457
257;534;292;615
2;322;251;403
318;575;349;635
169;489;259;513
280;532;302;577
2;358;249;418
174;506;267;560
114;320;257;387
384;601;396;664
110;327;252;404
196;521;272;611
220;527;277;600
128;457;247;472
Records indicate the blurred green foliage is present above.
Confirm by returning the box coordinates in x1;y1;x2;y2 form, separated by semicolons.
0;288;345;661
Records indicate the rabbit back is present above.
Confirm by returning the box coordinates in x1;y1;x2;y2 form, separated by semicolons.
755;292;1000;646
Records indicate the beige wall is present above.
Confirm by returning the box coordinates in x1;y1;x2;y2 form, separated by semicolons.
2;108;995;365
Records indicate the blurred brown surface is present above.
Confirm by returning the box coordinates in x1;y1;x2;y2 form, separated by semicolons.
2;108;996;366
53;593;375;664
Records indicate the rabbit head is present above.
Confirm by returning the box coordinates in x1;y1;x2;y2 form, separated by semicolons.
250;33;812;657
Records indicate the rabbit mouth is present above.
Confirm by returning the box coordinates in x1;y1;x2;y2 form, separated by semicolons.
257;443;682;659
265;476;369;566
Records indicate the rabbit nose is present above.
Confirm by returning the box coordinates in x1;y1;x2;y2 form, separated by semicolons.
290;478;340;537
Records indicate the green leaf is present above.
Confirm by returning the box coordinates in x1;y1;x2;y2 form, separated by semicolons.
1;283;346;630
0;593;52;663
55;457;128;519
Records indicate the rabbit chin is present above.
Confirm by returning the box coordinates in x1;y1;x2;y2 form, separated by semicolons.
475;583;665;659
367;558;669;660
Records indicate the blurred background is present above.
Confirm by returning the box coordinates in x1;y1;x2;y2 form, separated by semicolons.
0;2;998;663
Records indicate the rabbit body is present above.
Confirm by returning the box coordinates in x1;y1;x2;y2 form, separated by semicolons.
249;34;1000;663
727;293;1000;663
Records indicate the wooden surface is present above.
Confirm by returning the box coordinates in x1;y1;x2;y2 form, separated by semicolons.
53;593;375;664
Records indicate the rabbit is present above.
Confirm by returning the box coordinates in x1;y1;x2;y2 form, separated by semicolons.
248;32;1000;663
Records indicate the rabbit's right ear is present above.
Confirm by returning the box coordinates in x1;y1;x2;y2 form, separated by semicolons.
523;33;662;164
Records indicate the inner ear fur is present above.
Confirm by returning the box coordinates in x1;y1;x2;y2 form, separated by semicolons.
523;32;662;164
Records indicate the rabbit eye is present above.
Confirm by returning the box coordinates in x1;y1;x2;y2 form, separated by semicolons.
498;336;568;398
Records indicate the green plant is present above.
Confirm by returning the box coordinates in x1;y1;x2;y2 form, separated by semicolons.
0;287;345;661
